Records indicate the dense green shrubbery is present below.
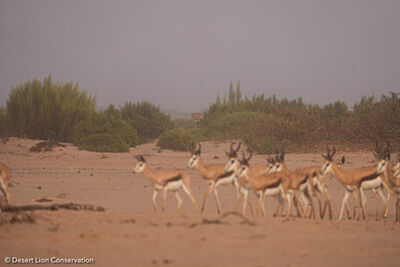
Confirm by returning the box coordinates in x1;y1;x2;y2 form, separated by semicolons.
4;75;101;148
198;83;400;151
4;76;399;153
157;129;196;151
6;75;96;141
0;108;8;138
121;101;174;144
77;133;129;152
174;118;194;129
73;105;139;152
3;76;174;152
243;132;289;154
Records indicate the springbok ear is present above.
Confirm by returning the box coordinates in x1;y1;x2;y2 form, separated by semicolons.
385;152;391;161
372;151;379;160
321;154;328;160
225;150;230;157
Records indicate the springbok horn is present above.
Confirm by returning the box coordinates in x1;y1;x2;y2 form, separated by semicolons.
235;141;242;152
247;152;253;162
331;146;336;158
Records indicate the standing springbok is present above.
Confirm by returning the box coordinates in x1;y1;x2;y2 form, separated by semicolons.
133;155;199;214
393;154;400;178
382;155;400;221
223;145;279;216
0;162;11;210
384;157;400;222
234;152;290;217
187;143;241;214
320;144;393;221
299;155;345;220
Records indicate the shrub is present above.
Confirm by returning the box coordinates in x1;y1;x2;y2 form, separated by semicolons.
6;75;96;141
0;108;8;138
243;132;289;154
157;129;196;151
73;105;139;152
77;133;129;152
121;101;174;143
174;118;194;129
200;111;269;140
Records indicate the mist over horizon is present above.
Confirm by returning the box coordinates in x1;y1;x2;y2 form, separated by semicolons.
1;1;399;113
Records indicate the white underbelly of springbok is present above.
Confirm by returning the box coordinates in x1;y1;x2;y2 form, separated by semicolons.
360;177;382;190
216;174;236;186
154;180;183;191
264;185;281;196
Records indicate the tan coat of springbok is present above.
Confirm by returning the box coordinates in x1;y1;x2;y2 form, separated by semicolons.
133;155;199;213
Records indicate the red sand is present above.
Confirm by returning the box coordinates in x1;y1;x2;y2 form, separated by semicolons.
1;138;399;267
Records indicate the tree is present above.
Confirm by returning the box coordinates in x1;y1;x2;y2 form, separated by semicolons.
216;93;222;106
228;80;235;105
236;80;242;104
6;75;96;141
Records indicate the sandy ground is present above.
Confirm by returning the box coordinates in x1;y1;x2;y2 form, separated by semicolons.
0;138;399;267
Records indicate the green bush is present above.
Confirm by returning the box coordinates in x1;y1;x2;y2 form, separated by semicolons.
243;132;289;154
157;129;196;151
6;75;96;141
174;118;194;129
121;101;174;143
73;105;139;152
0;108;8;138
77;133;129;152
200;111;269;140
202;83;400;150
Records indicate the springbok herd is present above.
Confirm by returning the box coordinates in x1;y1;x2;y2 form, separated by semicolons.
133;142;400;222
1;142;400;222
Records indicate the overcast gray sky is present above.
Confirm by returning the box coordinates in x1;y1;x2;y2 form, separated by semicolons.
1;0;399;112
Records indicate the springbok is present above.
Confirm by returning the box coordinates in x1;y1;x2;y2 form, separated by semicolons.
133;155;199;213
0;162;11;210
223;147;280;216
295;156;345;220
234;152;291;217
382;155;400;221
187;143;240;214
320;144;393;221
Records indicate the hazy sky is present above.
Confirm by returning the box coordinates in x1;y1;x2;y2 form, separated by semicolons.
1;0;399;112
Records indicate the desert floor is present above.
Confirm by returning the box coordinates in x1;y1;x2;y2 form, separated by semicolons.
0;138;399;267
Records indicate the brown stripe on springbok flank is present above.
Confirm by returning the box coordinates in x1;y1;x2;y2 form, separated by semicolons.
164;174;182;185
359;172;380;184
216;170;234;181
263;179;281;190
298;174;309;186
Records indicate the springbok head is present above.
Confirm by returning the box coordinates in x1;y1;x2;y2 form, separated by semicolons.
133;155;147;173
236;151;253;180
375;142;391;174
264;155;277;174
320;146;337;175
273;150;285;172
187;143;202;169
224;141;242;172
